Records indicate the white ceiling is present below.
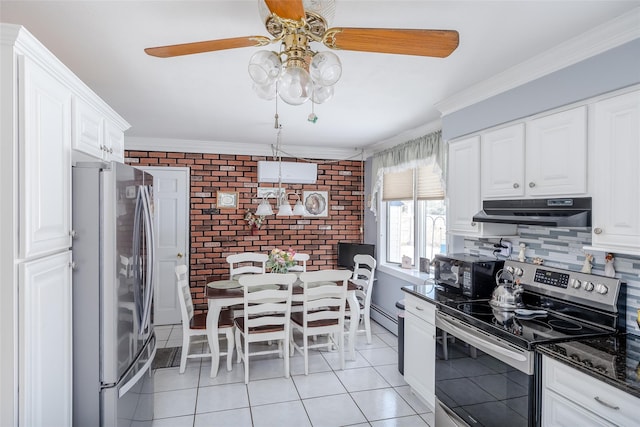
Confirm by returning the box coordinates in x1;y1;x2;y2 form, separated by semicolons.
1;1;638;159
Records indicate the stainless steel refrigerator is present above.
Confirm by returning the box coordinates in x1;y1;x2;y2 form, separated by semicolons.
72;162;156;426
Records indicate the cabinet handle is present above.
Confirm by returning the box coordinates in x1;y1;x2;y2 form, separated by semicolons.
69;230;77;238
69;261;76;270
513;183;519;189
528;182;536;188
594;396;619;410
415;306;424;311
594;227;603;235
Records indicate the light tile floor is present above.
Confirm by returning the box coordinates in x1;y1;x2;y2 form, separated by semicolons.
152;321;434;427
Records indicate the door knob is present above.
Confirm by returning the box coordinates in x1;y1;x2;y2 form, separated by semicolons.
177;253;183;258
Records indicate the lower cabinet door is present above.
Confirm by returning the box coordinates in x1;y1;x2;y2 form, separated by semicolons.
543;389;615;427
19;251;72;427
404;310;435;409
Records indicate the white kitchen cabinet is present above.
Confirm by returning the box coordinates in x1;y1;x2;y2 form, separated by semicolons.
403;293;436;409
20;54;73;259
542;355;640;427
73;96;126;163
589;90;640;256
525;106;587;197
481;123;526;198
448;137;517;236
481;107;587;199
19;251;73;427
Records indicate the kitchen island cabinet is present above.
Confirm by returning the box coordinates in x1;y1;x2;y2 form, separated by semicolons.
589;89;640;256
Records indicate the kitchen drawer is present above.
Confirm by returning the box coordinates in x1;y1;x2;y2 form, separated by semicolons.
543;356;640;427
404;293;435;325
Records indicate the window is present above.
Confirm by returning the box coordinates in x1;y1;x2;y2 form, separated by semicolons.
383;165;446;265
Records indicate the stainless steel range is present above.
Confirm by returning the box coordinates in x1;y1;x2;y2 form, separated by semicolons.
434;260;623;427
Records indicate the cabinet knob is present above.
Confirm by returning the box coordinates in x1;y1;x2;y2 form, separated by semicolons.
109;148;114;154
471;222;477;227
177;253;184;258
594;227;603;235
528;182;536;188
513;183;520;189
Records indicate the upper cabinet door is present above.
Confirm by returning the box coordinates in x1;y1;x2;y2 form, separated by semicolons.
72;96;104;159
591;90;640;255
448;137;481;235
105;119;125;162
19;56;72;259
481;123;525;198
525;106;587;197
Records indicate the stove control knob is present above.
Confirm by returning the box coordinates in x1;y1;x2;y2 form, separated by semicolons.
584;281;594;292
595;283;609;295
513;267;523;276
506;266;515;274
571;278;582;289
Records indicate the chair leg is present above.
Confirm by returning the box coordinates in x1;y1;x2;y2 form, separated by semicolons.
339;330;345;371
179;335;189;374
235;329;242;364
225;329;234;372
244;336;250;384
284;335;290;379
303;333;309;376
364;309;372;344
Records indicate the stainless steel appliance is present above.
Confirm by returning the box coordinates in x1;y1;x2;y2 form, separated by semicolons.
435;260;623;427
433;254;504;298
72;162;156;426
472;197;592;227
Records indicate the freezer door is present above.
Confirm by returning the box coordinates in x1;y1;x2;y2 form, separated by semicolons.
102;334;156;427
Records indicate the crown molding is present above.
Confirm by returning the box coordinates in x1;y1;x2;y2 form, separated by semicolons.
125;136;364;161
436;7;640;117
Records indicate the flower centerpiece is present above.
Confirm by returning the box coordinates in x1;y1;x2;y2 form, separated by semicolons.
244;210;265;235
267;247;296;273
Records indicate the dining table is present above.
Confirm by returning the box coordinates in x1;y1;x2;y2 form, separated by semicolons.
205;273;361;377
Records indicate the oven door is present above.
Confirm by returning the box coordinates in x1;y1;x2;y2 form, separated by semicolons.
435;311;535;427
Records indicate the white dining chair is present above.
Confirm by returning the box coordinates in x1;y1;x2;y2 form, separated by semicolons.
288;252;310;272
290;269;352;374
226;252;268;279
235;273;296;384
346;254;377;344
175;265;235;374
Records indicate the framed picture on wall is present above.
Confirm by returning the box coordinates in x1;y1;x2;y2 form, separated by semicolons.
303;191;329;217
217;191;238;209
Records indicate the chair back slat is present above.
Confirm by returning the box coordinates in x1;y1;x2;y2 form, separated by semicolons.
238;273;296;334
227;252;268;279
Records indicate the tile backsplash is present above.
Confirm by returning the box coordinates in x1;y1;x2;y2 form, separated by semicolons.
464;226;640;336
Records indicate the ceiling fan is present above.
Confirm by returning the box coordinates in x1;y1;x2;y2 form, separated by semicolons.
145;0;459;106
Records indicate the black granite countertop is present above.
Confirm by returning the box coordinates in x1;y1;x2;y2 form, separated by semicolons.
537;333;640;400
401;281;474;306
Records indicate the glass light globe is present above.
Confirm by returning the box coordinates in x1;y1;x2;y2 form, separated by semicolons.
311;83;334;104
248;51;282;85
310;51;342;87
252;82;277;100
277;201;293;216
292;200;306;216
278;66;312;105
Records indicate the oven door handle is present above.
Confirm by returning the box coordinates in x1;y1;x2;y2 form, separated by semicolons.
437;314;527;363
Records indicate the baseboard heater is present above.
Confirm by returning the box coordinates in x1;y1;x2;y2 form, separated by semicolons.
371;304;397;324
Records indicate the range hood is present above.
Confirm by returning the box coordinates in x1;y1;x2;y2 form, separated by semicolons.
472;197;592;227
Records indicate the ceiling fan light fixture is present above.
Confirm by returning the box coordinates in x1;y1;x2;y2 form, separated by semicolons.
248;50;282;85
310;51;341;86
252;81;277;100
311;83;333;104
278;66;313;105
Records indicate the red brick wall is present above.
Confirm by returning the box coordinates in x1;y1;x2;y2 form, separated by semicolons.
125;150;364;310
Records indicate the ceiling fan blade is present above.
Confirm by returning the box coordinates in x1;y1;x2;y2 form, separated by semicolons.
323;28;459;58
264;0;306;21
145;36;271;58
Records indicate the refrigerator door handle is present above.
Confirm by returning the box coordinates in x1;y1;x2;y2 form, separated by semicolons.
118;343;156;398
139;185;155;335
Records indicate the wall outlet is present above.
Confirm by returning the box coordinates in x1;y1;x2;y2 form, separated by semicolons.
500;241;512;257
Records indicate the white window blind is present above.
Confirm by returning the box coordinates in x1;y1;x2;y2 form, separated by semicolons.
382;169;413;201
417;164;444;200
383;165;444;201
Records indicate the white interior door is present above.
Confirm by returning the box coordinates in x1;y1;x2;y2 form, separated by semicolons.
139;166;189;325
